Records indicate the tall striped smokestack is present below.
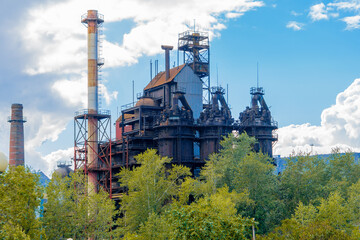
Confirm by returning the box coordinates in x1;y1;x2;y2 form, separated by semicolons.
82;9;103;114
81;10;103;194
8;104;26;167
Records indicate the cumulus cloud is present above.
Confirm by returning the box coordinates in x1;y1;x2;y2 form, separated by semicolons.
26;147;73;177
309;3;329;21
342;15;360;29
328;1;360;11
286;21;305;31
51;73;88;108
275;79;360;157
307;1;360;30
23;0;264;75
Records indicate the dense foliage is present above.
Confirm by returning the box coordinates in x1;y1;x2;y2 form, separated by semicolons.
0;167;116;239
117;134;360;239
43;171;117;239
1;133;360;239
0;166;44;239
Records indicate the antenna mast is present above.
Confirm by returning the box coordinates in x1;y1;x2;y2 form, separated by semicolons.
257;62;259;89
216;64;219;87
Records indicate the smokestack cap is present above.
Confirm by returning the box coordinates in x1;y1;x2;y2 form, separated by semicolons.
11;104;23;109
161;45;173;50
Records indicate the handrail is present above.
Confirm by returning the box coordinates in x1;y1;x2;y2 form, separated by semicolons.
250;87;264;95
121;102;136;110
239;117;278;128
74;109;110;116
179;30;209;39
81;12;104;23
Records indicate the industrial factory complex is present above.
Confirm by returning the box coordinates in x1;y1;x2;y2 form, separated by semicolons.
4;11;278;199
71;10;278;199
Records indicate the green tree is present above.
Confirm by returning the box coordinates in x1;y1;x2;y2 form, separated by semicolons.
233;152;281;233
43;171;116;239
291;202;317;226
316;192;350;230
124;187;255;240
325;151;360;196
200;133;257;193
261;192;360;239
279;154;328;217
0;166;44;240
200;133;280;233
261;218;353;240
168;187;255;240
347;179;360;228
279;151;360;220
117;149;192;233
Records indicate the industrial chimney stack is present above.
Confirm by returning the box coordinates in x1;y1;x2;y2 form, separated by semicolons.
161;45;173;108
8;104;26;167
161;45;173;80
81;10;104;194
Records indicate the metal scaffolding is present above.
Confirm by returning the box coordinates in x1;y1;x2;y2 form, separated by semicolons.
178;30;210;104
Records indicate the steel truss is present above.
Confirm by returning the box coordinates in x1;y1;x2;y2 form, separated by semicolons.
74;111;113;198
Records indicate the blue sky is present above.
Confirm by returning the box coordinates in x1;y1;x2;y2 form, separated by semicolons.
1;0;360;175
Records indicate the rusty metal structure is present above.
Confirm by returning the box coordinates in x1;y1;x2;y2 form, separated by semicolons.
198;87;233;161
178;30;210;104
74;14;277;199
238;87;278;156
8;103;26;167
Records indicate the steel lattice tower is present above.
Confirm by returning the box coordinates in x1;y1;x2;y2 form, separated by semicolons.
178;30;210;104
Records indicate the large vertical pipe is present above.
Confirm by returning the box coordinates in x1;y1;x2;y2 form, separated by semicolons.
162;45;173;80
82;10;103;194
8;104;26;167
150;60;153;81
161;45;173;108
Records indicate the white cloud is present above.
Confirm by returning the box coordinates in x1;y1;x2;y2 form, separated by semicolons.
328;1;360;11
226;12;244;18
286;21;305;31
42;148;74;177
51;71;118;109
22;0;264;75
291;10;303;16
52;73;88;108
306;1;360;30
99;82;118;106
25;113;69;150
275;78;360;157
342;15;360;29
309;3;329;21
26;147;73;177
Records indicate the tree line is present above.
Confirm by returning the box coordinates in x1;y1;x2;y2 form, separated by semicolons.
1;133;360;239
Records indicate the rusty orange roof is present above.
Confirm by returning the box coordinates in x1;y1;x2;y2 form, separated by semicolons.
144;64;186;90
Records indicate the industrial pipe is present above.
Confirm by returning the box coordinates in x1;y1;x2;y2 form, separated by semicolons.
178;94;193;116
218;94;232;119
161;45;173;109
